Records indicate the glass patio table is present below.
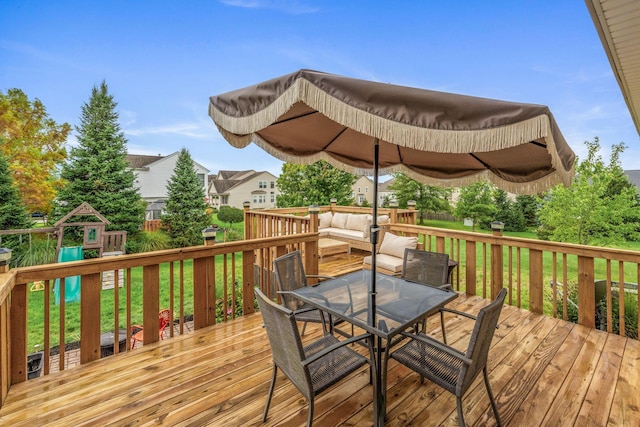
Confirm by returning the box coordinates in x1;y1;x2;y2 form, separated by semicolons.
292;269;458;427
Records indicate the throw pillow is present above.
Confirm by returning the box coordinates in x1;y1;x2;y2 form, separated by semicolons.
346;214;368;231
318;211;333;229
378;232;418;258
331;212;349;229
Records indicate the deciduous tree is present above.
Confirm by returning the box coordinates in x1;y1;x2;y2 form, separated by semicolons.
276;161;355;207
453;181;496;232
388;173;452;224
0;88;70;214
537;138;640;245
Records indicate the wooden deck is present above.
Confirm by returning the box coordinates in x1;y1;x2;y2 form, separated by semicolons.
1;287;638;426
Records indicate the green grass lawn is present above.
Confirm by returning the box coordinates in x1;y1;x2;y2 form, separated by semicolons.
25;216;640;351
26;254;244;352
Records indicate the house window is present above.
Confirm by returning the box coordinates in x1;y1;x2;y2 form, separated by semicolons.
197;173;205;187
259;181;267;189
253;195;266;204
221;195;229;205
365;187;368;192
270;192;275;202
270;181;275;188
358;195;365;204
358;187;361;193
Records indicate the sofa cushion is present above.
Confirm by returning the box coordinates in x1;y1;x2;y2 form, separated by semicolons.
346;214;368;232
325;227;366;241
363;253;404;273
318;211;333;229
378;232;418;258
331;212;350;229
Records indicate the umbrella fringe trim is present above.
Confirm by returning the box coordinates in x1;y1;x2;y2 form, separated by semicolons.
221;130;566;195
209;76;575;193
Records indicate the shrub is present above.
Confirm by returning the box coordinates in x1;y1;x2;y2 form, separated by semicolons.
128;231;171;253
551;281;638;338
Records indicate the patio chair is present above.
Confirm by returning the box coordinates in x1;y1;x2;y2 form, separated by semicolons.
379;248;453;334
255;288;371;427
401;249;452;291
390;288;507;427
273;251;352;337
130;309;171;349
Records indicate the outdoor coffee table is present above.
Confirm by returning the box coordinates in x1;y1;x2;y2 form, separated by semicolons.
318;238;350;261
292;269;458;426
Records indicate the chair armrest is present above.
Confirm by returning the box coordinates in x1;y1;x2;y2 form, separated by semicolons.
440;307;477;321
398;331;472;366
278;290;332;306
440;307;499;329
302;333;371;366
439;283;453;291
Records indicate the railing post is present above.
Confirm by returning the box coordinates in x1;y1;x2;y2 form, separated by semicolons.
243;201;252;239
465;240;476;296
529;249;544;313
407;200;417;225
142;264;160;344
80;273;101;363
490;222;504;300
242;250;256;315
307;206;320;279
10;283;27;384
389;201;398;225
577;255;596;328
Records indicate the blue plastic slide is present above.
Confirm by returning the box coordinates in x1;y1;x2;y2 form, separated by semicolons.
53;246;83;305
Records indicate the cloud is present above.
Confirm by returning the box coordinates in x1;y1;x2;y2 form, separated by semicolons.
218;0;319;14
124;122;212;139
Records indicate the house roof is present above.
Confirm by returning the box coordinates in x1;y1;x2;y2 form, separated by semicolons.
210;170;275;195
126;154;164;169
586;0;640;135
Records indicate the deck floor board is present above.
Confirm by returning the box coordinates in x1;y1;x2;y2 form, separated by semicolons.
1;260;638;426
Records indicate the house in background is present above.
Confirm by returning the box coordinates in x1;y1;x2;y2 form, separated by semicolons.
209;170;280;210
377;178;395;206
625;170;640;191
352;176;374;205
126;152;210;219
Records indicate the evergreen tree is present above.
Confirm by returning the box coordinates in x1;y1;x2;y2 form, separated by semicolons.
514;195;540;228
492;189;526;232
162;148;209;248
54;81;144;237
0;151;33;264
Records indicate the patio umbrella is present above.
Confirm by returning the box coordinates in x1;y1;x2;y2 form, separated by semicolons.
208;69;575;312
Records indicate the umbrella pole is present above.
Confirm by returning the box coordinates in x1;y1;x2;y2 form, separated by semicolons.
369;139;380;318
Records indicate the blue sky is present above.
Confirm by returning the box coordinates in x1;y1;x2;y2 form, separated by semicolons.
2;1;639;177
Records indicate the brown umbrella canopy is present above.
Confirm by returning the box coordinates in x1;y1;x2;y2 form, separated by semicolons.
208;69;575;195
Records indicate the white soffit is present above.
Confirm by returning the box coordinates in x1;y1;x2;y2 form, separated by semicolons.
586;0;640;135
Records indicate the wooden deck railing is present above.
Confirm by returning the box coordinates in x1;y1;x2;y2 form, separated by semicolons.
388;223;640;338
0;233;320;408
242;206;640;340
2;209;640;409
243;202;418;240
